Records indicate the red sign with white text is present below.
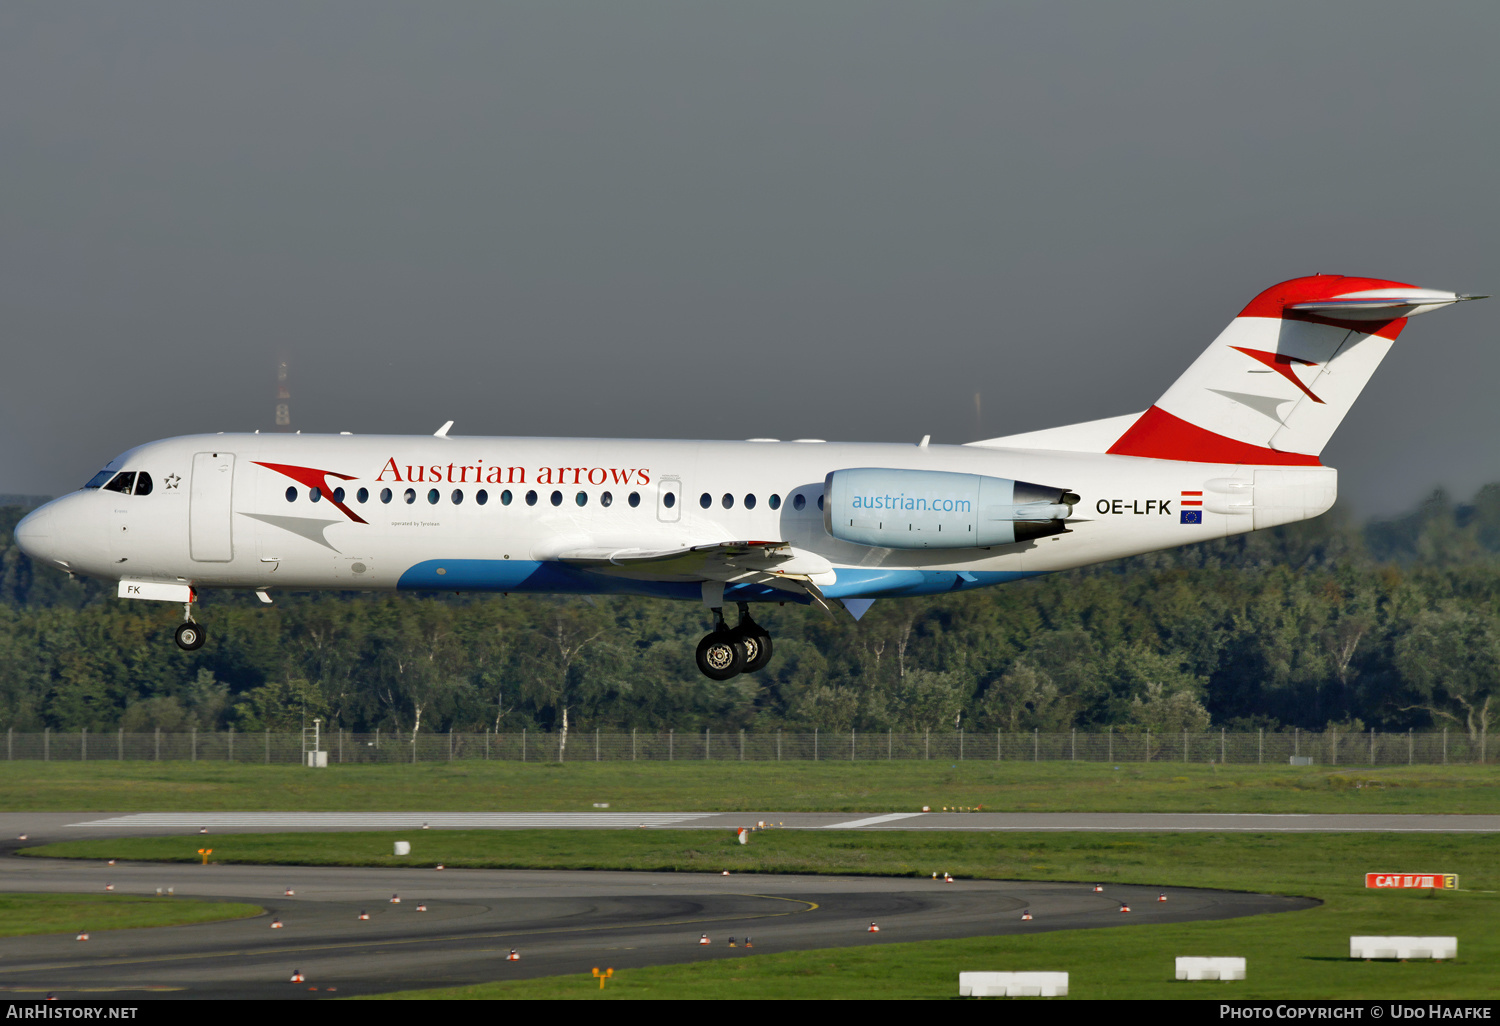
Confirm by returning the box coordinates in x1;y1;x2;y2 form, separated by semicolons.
1365;873;1458;889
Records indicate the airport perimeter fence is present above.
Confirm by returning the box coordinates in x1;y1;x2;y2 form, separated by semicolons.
1;727;1492;765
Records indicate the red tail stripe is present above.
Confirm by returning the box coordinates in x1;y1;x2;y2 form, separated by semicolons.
1107;407;1322;466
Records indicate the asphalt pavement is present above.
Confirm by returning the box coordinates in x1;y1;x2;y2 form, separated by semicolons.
0;857;1314;999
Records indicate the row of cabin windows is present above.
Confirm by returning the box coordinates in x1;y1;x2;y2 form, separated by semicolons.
282;486;823;511
695;492;822;512
285;486;644;508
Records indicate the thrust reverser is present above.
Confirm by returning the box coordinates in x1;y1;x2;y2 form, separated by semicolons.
822;469;1077;549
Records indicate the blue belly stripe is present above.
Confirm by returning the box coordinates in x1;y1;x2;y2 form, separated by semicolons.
397;560;1041;602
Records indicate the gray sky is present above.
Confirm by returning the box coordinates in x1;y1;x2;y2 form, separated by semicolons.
2;1;1497;515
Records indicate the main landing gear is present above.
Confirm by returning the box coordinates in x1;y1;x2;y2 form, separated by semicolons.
173;599;205;651
695;603;773;680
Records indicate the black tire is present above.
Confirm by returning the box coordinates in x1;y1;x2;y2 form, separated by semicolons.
695;630;745;680
174;621;206;651
733;624;773;673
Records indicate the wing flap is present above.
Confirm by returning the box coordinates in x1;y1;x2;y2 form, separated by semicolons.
557;540;845;612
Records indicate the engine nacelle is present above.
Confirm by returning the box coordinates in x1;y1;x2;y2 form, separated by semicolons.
823;468;1076;549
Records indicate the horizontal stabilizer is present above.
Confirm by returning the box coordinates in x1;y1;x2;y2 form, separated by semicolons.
1288;289;1483;320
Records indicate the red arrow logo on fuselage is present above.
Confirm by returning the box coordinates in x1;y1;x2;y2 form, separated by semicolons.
253;462;368;524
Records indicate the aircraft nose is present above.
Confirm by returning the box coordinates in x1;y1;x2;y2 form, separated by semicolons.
13;506;55;562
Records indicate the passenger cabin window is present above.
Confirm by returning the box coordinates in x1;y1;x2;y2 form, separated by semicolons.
381;488;393;504
134;472;153;496
699;493;711;509
404;488;416;504
628;492;640;507
286;486;298;502
601;491;613;507
793;493;806;511
501;490;513;505
357;487;369;503
743;493;755;510
663;491;675;509
476;489;488;506
575;491;587;507
451;489;463;505
526;490;538;506
102;472;136;495
310;487;322;502
83;470;114;489
550;490;563;506
332;487;345;503
428;489;440;504
769;494;781;510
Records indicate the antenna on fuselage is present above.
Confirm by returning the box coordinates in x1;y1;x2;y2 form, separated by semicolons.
434;420;454;438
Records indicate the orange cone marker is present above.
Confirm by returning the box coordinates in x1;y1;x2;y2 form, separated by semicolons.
1158;892;1167;902
699;934;710;945
358;911;370;920
1119;902;1131;913
1093;884;1104;893
435;864;445;871
76;931;89;941
290;970;304;983
507;949;520;961
868;922;880;933
104;883;113;891
721;870;730;876
390;894;401;903
745;938;753;948
416;903;428;912
1021;910;1033;921
728;937;737;947
285;889;295;896
271;918;283;929
107;860;115;866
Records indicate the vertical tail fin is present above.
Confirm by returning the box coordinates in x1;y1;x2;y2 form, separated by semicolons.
1107;275;1481;465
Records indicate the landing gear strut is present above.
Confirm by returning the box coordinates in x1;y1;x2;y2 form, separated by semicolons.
173;599;205;651
694;603;772;680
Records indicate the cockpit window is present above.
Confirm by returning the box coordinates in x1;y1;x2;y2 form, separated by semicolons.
134;472;153;496
102;472;136;494
84;470;114;489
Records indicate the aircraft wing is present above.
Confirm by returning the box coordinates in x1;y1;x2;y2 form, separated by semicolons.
556;540;844;614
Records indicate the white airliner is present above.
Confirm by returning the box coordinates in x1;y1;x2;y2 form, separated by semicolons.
13;275;1483;678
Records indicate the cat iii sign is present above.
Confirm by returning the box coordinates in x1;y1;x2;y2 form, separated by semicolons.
1366;873;1458;889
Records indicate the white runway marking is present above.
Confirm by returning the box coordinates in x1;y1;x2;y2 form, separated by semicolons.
821;812;925;829
66;812;718;830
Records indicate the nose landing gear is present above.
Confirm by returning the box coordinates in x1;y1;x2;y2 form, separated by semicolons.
694;603;772;680
173;599;206;651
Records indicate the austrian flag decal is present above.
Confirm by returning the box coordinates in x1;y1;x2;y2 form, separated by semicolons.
1180;490;1203;525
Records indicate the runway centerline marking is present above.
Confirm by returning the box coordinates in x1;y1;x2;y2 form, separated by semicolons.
821;813;925;829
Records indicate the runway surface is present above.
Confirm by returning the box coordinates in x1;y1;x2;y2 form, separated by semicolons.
0;856;1314;999
2;810;1497;844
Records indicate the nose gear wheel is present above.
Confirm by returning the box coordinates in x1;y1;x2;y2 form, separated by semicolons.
174;621;206;651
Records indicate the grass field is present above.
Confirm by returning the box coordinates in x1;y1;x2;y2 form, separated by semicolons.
3;761;1499;813
23;830;1497;999
0;893;262;938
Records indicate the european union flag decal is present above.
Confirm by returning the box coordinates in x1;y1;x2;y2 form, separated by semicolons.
1181;510;1203;525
